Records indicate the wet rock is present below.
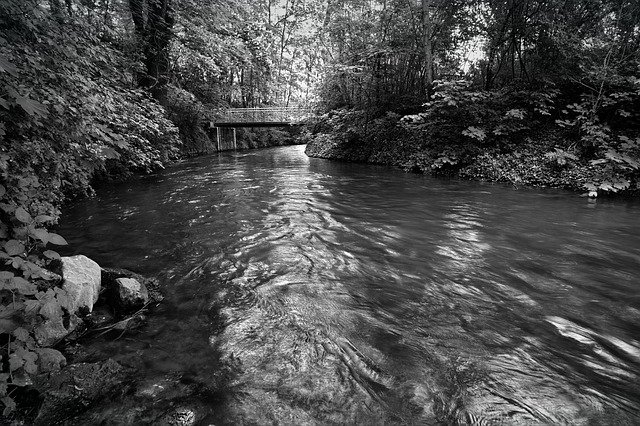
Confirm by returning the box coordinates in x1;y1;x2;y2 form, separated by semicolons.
83;305;115;329
35;348;67;373
34;359;132;425
114;277;149;312
61;255;101;314
102;267;163;305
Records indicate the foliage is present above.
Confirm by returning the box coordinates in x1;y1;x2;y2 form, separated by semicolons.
157;86;213;155
308;0;640;195
0;0;182;415
0;189;72;416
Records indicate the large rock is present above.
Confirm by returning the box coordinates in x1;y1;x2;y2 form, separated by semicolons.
114;277;149;312
61;255;101;314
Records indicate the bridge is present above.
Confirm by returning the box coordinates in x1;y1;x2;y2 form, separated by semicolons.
209;106;311;151
212;107;311;127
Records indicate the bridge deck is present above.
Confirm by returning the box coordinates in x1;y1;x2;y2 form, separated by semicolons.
212;107;310;127
214;122;297;128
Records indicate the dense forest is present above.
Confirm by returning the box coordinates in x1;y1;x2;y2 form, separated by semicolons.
303;0;640;196
0;0;639;420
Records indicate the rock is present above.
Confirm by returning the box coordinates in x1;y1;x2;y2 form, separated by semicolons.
102;267;163;305
61;255;101;314
34;359;132;425
114;277;149;312
36;348;67;373
83;305;115;329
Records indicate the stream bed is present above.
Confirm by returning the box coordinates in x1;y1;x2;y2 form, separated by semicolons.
58;145;640;424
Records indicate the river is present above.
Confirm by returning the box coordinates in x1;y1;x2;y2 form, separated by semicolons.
58;145;640;424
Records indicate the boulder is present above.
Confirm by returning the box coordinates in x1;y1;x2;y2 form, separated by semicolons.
36;348;67;373
61;255;101;314
114;277;149;312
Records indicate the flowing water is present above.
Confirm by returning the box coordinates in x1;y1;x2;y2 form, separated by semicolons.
58;145;640;424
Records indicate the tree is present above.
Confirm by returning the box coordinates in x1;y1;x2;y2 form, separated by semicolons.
129;0;175;91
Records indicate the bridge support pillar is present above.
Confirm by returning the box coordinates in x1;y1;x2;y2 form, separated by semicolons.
215;127;221;151
233;128;237;150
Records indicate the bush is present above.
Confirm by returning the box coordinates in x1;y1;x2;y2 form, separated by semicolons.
0;1;182;415
156;86;214;155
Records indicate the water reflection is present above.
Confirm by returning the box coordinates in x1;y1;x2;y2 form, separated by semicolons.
58;145;640;424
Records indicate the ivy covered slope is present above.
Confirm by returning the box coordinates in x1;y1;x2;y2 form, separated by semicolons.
0;1;180;416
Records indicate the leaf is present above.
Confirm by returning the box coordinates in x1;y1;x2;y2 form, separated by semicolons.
47;233;67;246
0;271;14;280
505;109;525;119
599;181;615;192
2;396;16;416
43;250;60;260
15;95;48;118
40;298;62;320
14;207;32;223
35;215;54;224
10;276;37;295
29;227;49;243
462;126;486;141
9;354;24;371
98;146;120;160
13;327;29;342
0;304;18;319
0;184;5;198
0;203;16;214
4;240;25;256
11;257;25;270
24;358;38;374
0;319;17;334
24;300;40;314
0;56;18;77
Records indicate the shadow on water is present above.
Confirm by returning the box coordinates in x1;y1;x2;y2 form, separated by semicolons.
58;145;640;424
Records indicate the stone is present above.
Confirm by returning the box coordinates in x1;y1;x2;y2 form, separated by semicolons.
61;255;101;314
36;348;67;373
114;277;149;312
102;267;163;304
84;305;115;329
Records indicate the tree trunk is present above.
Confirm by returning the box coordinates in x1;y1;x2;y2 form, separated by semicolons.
422;0;434;97
128;0;174;92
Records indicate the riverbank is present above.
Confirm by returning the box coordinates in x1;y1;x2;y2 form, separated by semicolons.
302;103;640;197
303;126;592;192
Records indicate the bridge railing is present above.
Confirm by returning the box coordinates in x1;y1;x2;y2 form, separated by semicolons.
216;106;312;125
